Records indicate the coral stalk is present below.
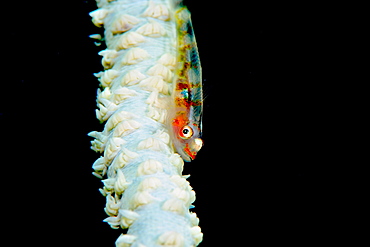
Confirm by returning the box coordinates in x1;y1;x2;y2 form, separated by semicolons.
88;0;203;246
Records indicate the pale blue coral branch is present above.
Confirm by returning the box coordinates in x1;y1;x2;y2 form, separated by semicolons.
88;0;203;246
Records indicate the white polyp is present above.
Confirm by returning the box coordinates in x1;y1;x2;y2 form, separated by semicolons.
102;177;116;191
89;0;203;246
98;87;113;101
158;53;177;70
104;137;126;160
147;63;174;82
97;99;118;120
104;215;121;229
162;198;186;215
136;19;167;37
189;212;200;226
157;231;185;247
136;159;164;176
90;8;109;27
114;169;130;194
105;193;120;216
112;87;138;104
111;14;140;34
92;156;107;175
105;110;134;132
145;90;161;107
131;190;156;208
170;153;185;173
139;76;169;95
120;69;147;86
143;1;170;21
137;177;162;191
113;119;141;137
121;47;150;65
171;188;190;202
169;174;190;190
119;209;140;228
154;129;171;144
147;104;168;123
116;234;137;247
116;31;146;50
189;226;203;246
119;209;140;221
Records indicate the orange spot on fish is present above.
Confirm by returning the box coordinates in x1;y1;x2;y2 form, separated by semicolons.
184;143;196;160
176;82;189;90
173;112;188;127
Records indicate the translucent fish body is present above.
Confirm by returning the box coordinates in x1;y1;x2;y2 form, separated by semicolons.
169;7;203;162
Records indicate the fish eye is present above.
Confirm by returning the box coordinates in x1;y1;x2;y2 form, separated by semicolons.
179;126;193;139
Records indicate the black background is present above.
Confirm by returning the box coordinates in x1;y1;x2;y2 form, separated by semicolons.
1;0;354;246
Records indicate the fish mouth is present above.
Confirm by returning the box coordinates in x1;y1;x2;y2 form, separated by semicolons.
182;138;203;162
183;155;192;162
184;150;196;162
178;148;194;162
